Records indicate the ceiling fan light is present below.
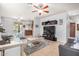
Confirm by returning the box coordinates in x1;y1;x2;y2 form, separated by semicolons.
38;10;42;13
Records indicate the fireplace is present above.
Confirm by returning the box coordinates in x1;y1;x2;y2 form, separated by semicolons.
43;26;57;41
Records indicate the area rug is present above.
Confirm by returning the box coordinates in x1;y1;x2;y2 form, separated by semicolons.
24;40;49;55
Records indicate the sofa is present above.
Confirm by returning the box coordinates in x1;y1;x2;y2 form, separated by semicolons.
59;38;79;56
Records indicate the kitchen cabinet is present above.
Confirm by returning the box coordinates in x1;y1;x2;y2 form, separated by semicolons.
0;39;27;56
5;46;21;56
0;51;1;56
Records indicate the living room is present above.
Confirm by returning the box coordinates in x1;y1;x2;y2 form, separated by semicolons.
0;3;79;56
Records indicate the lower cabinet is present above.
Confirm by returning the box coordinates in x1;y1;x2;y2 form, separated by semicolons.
5;46;21;56
0;51;1;56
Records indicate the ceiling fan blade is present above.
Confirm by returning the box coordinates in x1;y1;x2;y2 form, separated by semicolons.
32;10;38;12
33;5;39;9
42;5;48;9
43;10;49;13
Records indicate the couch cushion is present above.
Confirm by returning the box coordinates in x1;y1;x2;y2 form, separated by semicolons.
59;45;79;56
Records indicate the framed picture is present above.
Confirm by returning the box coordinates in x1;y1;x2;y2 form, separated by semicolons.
59;19;63;25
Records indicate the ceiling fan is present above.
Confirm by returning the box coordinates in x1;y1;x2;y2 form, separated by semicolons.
32;3;49;15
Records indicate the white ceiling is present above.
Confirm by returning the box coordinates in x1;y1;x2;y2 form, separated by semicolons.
0;3;79;19
48;3;79;14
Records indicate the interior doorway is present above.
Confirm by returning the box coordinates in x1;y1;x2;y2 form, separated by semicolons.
70;23;76;38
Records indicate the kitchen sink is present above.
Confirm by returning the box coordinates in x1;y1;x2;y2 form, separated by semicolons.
0;40;10;45
0;41;7;45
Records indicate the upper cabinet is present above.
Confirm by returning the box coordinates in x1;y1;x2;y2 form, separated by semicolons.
42;20;57;25
5;46;21;56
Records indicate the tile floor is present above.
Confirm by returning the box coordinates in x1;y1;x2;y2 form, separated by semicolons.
23;40;59;56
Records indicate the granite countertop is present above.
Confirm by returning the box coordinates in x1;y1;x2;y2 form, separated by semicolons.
0;39;27;50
